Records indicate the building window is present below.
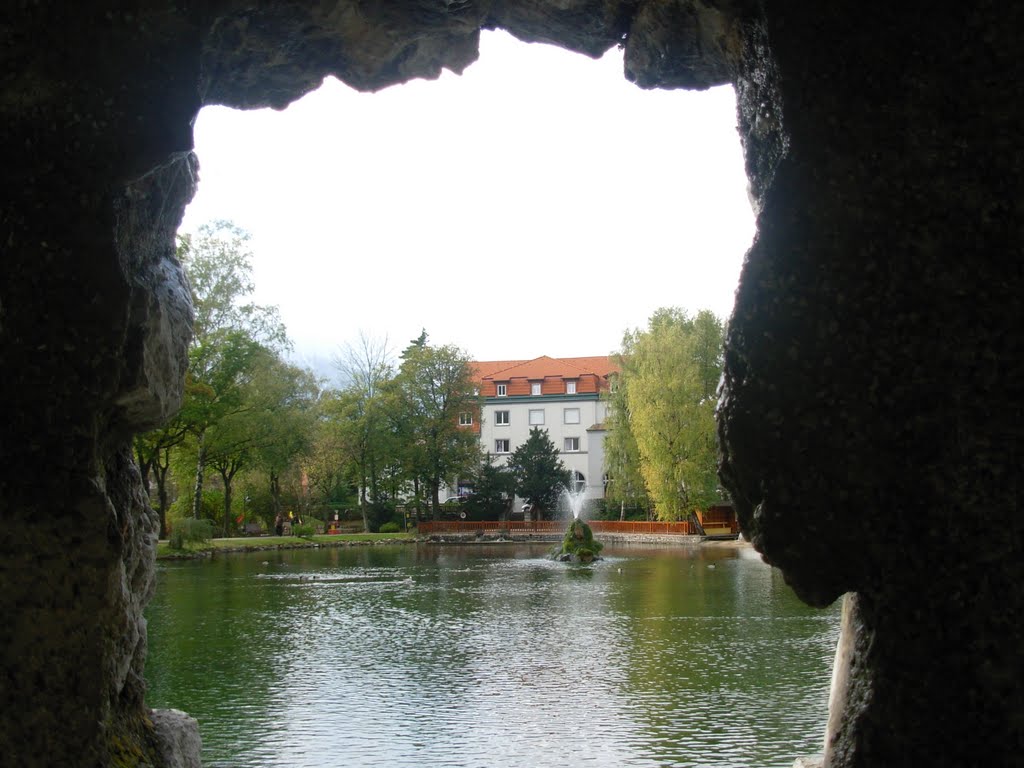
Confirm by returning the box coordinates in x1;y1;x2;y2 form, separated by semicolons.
529;409;545;426
564;437;580;452
496;383;507;397
563;407;580;424
495;410;510;425
565;380;577;394
495;439;510;454
531;381;542;396
459;412;473;426
571;470;586;493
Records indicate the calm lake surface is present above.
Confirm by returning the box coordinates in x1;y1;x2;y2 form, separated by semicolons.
145;542;841;768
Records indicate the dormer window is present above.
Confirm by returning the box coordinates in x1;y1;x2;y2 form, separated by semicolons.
565;380;577;394
531;381;542;396
496;383;507;397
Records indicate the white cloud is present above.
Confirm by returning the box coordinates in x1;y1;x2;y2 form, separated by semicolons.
181;30;755;371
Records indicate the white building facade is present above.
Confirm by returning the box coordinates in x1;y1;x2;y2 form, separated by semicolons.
467;355;618;515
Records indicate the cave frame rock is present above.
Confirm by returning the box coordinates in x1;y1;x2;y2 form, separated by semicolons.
1;2;1020;767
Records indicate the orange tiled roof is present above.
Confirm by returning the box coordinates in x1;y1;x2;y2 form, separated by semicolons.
470;360;524;380
472;355;619;382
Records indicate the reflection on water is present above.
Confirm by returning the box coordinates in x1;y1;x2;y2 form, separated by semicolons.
145;543;840;768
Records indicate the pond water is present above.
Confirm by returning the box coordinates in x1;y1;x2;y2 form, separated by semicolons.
145;542;841;768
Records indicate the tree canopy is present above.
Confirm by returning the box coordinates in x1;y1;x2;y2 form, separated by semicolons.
507;427;572;519
390;341;480;520
605;308;727;521
462;452;515;521
135;221;320;535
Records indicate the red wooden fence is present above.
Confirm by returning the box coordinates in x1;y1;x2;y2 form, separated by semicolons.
417;519;697;536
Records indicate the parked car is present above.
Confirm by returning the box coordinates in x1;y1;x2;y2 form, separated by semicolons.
440;497;468;519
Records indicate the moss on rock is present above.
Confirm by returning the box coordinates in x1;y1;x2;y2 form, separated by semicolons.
553;519;604;563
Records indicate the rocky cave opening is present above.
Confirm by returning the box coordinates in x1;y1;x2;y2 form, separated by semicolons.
2;3;1020;768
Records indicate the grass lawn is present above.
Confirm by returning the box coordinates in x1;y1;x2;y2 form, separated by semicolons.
157;532;417;559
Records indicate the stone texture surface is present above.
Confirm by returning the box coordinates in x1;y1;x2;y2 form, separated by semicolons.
718;2;1024;766
1;2;1021;767
624;0;741;89
151;709;203;768
485;0;631;58
201;1;485;105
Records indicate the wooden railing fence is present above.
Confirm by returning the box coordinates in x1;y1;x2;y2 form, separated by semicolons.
417;519;698;536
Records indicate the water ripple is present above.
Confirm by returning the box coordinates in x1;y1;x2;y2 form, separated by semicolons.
147;544;839;768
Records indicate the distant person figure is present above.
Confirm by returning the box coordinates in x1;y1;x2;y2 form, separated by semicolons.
274;513;284;536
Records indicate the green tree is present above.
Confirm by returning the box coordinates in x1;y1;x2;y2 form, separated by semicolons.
391;342;479;520
609;307;726;522
254;358;320;521
183;329;269;519
134;418;188;537
330;333;396;532
507;427;572;520
180;221;288;348
303;399;361;522
203;353;319;535
602;370;652;520
177;222;289;520
462;452;516;521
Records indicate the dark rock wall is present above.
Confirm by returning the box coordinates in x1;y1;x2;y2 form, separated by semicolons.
1;2;1019;766
3;5;199;763
719;2;1024;765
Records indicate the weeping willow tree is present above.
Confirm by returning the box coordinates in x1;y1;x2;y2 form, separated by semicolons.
606;308;726;522
603;369;651;519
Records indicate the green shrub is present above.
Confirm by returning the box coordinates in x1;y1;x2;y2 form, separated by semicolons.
366;501;397;532
168;517;213;550
378;521;401;533
292;522;316;539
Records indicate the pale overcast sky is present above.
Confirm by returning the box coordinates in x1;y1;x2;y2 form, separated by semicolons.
180;30;755;376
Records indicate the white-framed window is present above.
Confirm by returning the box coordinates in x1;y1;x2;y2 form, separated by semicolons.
496;383;507;397
528;409;545;425
564;437;580;452
495;439;510;454
571;470;586;493
563;407;580;424
531;381;542;396
459;412;473;426
565;380;577;394
495;410;510;425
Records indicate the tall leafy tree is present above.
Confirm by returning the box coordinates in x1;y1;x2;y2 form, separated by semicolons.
507;427;572;519
319;386;390;532
204;352;319;535
331;333;395;531
177;221;289;519
602;370;652;520
462;452;516;521
609;308;726;521
134;419;188;537
305;391;359;511
181;221;288;348
391;342;479;520
252;359;320;525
